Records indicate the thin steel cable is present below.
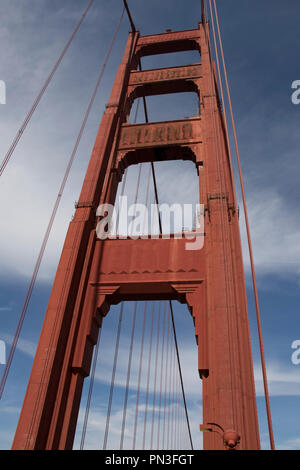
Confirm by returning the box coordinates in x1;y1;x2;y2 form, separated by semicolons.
142;302;155;449
133;98;140;124
176;375;179;449
212;0;275;449
177;370;181;449
0;0;95;178
150;301;162;449
0;7;125;401
127;94;141;235
181;401;185;449
80;323;102;449
171;338;176;449
132;301;147;449
123;0;136;33
157;302;167;449
120;301;138;450
116;168;128;235
201;0;207;23
130;163;143;235
151;162;163;234
167;322;173;449
103;303;124;450
175;369;179;449
162;305;170;449
142;163;152;235
134;163;142;204
168;301;193;449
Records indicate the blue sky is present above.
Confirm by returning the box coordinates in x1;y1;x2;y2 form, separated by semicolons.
0;0;300;450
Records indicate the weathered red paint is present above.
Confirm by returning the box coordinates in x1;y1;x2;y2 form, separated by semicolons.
12;23;260;450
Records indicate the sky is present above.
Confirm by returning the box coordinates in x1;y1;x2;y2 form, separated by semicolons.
0;0;300;451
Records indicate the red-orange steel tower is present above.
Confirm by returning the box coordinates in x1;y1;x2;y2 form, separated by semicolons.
12;20;260;450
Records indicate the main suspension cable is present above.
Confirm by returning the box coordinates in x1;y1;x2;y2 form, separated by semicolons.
0;6;125;401
0;0;95;178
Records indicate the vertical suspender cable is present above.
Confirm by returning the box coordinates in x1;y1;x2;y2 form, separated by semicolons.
142;164;152;235
175;369;180;449
201;0;207;23
80;323;102;449
142;302;155;449
116;168;128;235
162;306;170;449
103;303;124;450
120;301;138;450
168;301;193;449
150;301;162;449
171;338;177;449
0;0;95;178
211;0;275;450
167;321;173;449
0;6;125;401
157;302;167;448
132;301;147;449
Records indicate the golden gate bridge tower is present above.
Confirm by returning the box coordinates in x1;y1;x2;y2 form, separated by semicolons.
10;1;267;450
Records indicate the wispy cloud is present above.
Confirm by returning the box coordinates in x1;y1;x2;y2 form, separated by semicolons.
1;333;36;358
239;188;300;282
74;398;202;450
254;361;300;396
277;436;300;450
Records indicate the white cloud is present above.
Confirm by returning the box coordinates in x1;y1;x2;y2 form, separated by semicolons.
254;361;300;396
1;333;36;358
93;335;202;399
277;436;300;450
239;187;300;281
74;397;202;450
